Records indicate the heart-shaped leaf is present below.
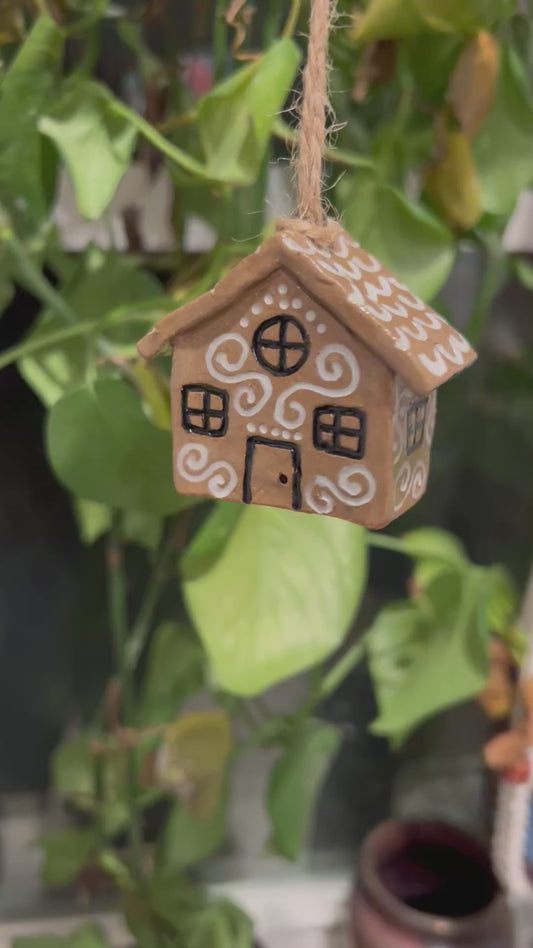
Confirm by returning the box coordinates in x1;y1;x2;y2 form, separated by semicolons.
46;378;190;515
184;506;367;696
197;38;300;185
39;80;137;220
336;171;454;299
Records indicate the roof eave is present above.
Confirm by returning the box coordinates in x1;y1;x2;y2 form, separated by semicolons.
136;236;283;359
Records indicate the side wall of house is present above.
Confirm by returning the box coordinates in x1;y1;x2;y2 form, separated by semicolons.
391;375;437;518
170;266;394;528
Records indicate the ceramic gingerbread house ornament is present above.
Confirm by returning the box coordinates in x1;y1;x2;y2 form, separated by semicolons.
137;223;476;528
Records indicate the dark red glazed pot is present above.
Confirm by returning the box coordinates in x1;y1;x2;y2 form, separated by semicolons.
351;821;513;947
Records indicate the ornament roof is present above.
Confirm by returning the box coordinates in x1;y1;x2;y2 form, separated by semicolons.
137;222;476;397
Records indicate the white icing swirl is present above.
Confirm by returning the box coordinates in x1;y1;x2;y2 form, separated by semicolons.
176;443;237;499
304;464;376;514
205;332;272;417
393;459;428;511
274;344;360;430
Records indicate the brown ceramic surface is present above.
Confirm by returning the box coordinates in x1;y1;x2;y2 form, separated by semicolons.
351;821;513;947
137;224;475;526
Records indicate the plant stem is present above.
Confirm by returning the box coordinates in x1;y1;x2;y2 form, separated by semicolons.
365;531;410;556
283;0;302;39
465;232;508;345
0;311;158;373
106;512;145;886
0;213;116;360
318;637;367;700
107;514;135;718
126;524;182;670
0;220;77;326
213;0;227;80
264;0;284;45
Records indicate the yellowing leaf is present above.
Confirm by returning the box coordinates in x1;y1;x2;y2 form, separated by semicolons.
131;360;171;431
354;0;514;41
0;3;24;45
424;130;482;231
448;31;499;137
157;710;232;819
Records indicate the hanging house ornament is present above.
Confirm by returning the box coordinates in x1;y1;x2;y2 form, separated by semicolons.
137;0;476;529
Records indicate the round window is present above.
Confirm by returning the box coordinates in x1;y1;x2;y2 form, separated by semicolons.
252;315;309;376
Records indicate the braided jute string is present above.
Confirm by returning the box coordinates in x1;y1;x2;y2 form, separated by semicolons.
278;0;338;246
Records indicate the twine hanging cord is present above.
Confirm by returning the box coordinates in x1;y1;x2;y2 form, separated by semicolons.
278;0;341;244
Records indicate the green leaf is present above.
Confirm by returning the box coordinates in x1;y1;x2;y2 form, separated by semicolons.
51;738;94;808
184;507;367;696
355;0;516;41
139;622;205;726
515;257;533;291
267;719;341;861
197;38;301;185
73;499;111;544
0;15;64;237
407;528;467;595
335;171;454;300
181;503;243;581
39;80;137;219
159;791;227;871
69;925;110;948
473;46;533;215
13;940;65;948
51;737;129;836
485;565;518;634
121;511;163;551
401;527;466;565
97;850;136;892
19;248;162;407
145;874;204;934
39;828;96;887
368;570;490;744
183;899;253;948
46;378;190;515
404;34;465;105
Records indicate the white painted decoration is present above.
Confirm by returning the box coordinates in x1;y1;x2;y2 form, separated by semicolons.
274;343;360;430
304;464;376;514
206;332;272;417
393;459;427;511
177;444;237;499
281;229;471;377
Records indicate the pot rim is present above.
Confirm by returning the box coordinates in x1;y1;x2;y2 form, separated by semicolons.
358;820;507;940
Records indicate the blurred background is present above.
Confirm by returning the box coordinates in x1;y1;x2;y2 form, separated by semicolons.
0;1;532;945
